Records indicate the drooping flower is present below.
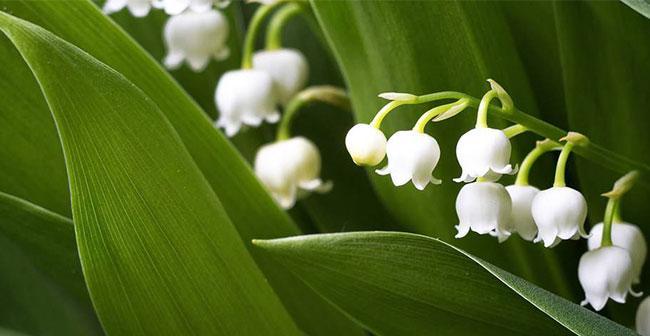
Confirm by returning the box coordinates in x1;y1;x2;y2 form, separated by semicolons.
103;0;155;17
254;137;331;209
345;124;387;166
505;185;540;241
579;246;640;311
531;186;588;247
637;296;650;336
215;69;279;137
454;127;516;183
163;9;230;72
375;131;441;190
455;182;513;242
253;49;309;105
588;222;647;283
155;0;226;15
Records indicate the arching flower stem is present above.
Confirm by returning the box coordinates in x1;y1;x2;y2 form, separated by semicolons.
368;90;649;180
476;90;497;128
412;99;469;133
502;124;528;138
276;86;350;141
265;3;304;50
241;1;287;69
515;139;561;186
600;171;640;247
553;132;588;188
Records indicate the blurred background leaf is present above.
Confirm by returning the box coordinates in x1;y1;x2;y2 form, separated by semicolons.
255;232;635;336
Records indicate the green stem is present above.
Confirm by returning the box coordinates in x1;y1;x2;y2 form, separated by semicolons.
369;90;649;184
553;142;574;188
476;90;497;128
515;140;560;186
502;124;528;138
601;197;619;247
613;205;623;223
412;101;462;133
276;86;350;140
241;1;286;69
265;3;303;50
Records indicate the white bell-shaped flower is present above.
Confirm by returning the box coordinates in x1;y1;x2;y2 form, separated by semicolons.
531;186;587;247
215;69;279;137
163;9;230;72
454;127;516;183
637;297;650;336
345;124;387;166
254;137;331;209
505;185;540;241
579;246;639;311
253;49;309;105
588;222;647;284
375;131;441;190
155;0;225;15
103;0;155;17
455;182;513;242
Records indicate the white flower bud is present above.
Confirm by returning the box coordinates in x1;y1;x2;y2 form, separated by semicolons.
375;131;441;190
505;185;540;241
637;297;650;336
345;124;387;166
215;69;279;137
254;137;331;209
155;0;221;15
531;186;587;247
253;49;309;105
588;222;647;283
455;182;513;242
163;9;230;72
103;0;155;17
454;127;516;183
579;246;639;311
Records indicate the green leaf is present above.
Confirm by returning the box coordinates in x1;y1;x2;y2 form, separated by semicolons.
310;0;576;298
0;2;364;334
0;191;87;303
254;232;635;336
0;11;299;335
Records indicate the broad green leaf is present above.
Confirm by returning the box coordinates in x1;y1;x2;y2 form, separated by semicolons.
310;0;575;298
554;0;650;324
0;233;99;336
0;2;363;334
0;34;69;217
255;232;635;336
0;11;299;335
0;191;87;303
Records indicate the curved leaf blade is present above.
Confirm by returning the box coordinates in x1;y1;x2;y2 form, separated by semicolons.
0;11;299;335
255;232;634;336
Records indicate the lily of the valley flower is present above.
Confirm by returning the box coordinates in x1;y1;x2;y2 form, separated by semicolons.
215;69;279;137
454;127;516;183
155;0;226;15
637;297;650;336
254;137;331;209
579;246;640;311
375;131;441;190
345;124;387;166
505;185;540;241
531;186;588;247
103;0;155;17
455;182;513;242
163;9;230;72
588;222;647;283
253;49;309;105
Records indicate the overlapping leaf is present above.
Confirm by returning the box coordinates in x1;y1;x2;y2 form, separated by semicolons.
255;232;635;336
0;11;299;334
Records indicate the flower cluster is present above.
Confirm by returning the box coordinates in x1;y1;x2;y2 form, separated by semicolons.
345;81;647;315
107;0;332;209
